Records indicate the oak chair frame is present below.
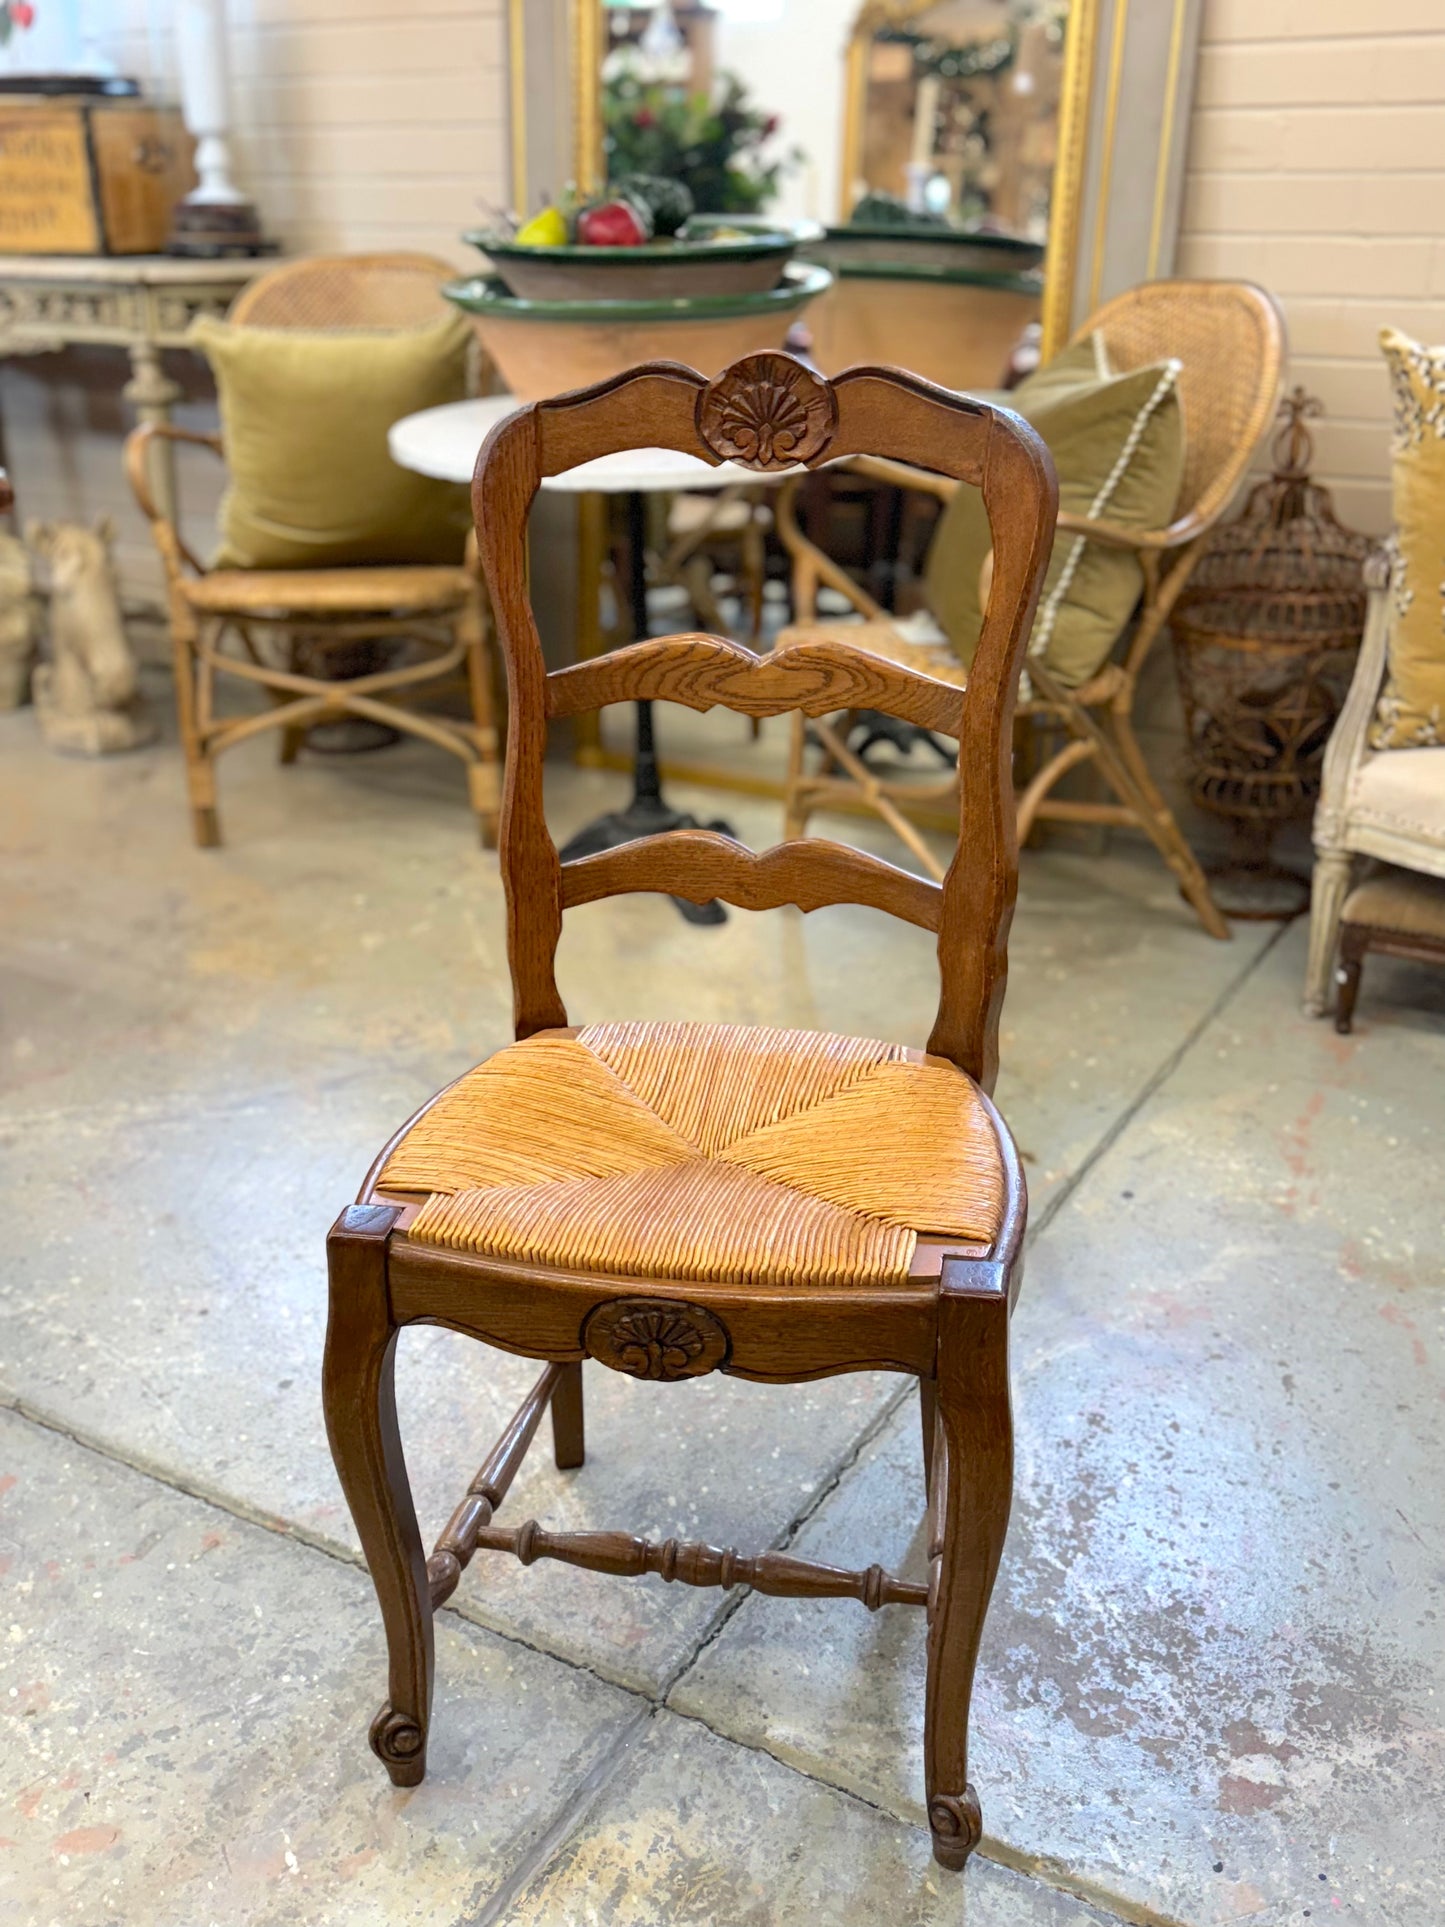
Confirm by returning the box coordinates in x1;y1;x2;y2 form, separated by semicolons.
779;280;1287;941
124;252;501;850
324;352;1056;1871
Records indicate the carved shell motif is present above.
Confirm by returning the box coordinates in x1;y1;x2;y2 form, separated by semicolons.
697;353;838;472
583;1297;730;1381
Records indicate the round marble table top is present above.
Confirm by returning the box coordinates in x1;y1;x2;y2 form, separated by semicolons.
388;393;789;495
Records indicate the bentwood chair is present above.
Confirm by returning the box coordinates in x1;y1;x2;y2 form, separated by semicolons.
125;253;501;849
779;280;1285;939
324;351;1056;1870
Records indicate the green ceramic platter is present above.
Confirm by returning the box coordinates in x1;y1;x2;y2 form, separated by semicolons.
820;260;1043;296
805;224;1046;284
442;261;833;326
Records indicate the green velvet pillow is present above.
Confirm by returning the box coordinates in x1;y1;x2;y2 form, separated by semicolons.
925;334;1186;688
190;313;474;571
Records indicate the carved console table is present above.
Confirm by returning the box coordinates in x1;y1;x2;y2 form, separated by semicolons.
0;253;264;522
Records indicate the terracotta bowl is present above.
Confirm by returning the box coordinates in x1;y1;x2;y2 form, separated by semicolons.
443;263;833;402
467;217;817;304
805;266;1042;393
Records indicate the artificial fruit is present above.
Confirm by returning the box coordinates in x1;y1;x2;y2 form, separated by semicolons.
575;198;651;248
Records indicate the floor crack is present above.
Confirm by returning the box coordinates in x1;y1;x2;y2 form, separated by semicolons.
1024;917;1291;1246
467;1708;656;1927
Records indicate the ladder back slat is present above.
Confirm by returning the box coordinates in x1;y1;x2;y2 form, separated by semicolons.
560;829;943;933
545;632;964;736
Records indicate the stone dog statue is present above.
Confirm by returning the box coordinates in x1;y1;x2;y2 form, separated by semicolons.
27;517;155;754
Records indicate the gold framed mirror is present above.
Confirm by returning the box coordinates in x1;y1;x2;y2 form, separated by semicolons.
839;0;1095;358
513;0;1203;368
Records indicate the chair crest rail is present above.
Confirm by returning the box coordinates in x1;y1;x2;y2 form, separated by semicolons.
544;631;964;737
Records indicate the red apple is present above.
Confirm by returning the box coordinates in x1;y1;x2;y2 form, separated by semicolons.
576;199;651;248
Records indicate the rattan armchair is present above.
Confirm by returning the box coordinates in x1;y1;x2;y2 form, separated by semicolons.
779;279;1286;937
125;253;501;849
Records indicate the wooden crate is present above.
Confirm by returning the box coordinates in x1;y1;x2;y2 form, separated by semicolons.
0;97;196;256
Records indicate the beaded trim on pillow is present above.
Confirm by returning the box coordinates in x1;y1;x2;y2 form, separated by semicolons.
379;1022;1004;1287
1029;355;1182;657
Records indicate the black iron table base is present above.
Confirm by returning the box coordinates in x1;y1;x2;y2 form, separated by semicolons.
558;698;733;925
559;492;736;925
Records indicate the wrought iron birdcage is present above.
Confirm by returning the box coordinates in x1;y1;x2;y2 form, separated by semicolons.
1171;387;1372;914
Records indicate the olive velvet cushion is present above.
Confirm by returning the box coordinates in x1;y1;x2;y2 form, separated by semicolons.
926;334;1186;688
190;312;473;571
1370;327;1445;748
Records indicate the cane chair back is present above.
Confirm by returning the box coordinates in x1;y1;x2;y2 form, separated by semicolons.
1077;278;1285;540
227;251;456;330
776;283;1284;940
474;353;1057;1087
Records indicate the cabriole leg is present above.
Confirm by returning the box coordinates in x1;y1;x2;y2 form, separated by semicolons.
322;1203;434;1787
925;1273;1013;1871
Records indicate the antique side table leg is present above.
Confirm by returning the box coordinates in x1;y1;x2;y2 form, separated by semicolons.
124;341;184;530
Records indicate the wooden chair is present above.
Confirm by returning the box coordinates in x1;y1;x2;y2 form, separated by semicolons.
779;279;1286;939
323;351;1056;1871
124;252;501;849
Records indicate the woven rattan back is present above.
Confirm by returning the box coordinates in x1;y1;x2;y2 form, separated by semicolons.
473;353;1056;1087
228;252;456;330
1075;279;1284;532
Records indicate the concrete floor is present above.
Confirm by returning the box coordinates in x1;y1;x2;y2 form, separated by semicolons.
2;679;1442;1927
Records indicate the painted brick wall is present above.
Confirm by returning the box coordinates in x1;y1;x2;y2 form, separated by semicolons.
1;0;510;606
103;0;509;266
1175;0;1445;535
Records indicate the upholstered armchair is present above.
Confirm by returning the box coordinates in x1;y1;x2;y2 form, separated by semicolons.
1304;544;1445;1013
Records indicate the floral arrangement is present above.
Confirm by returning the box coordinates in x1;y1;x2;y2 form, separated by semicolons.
603;62;794;217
